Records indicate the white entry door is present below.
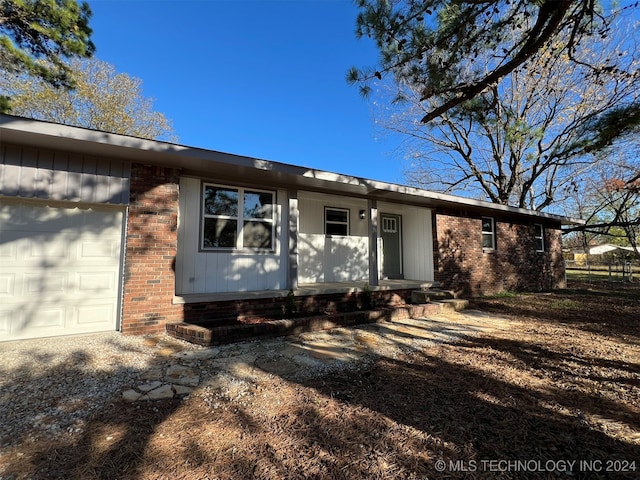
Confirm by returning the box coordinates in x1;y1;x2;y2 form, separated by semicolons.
0;200;125;341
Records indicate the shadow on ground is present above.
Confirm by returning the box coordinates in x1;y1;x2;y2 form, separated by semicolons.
1;283;638;479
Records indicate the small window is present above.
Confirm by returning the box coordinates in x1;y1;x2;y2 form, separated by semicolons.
534;224;544;252
202;183;275;250
482;217;496;250
325;207;349;236
382;217;397;233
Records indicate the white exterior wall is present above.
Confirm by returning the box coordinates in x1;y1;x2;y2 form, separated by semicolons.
298;192;370;283
175;177;287;294
175;182;435;294
378;202;434;282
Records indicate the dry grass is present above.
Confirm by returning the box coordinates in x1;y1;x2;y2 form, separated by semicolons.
2;281;639;479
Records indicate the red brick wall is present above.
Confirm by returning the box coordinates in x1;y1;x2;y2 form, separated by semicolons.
433;211;565;296
121;164;183;334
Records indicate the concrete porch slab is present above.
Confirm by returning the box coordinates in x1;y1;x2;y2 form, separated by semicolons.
173;279;436;304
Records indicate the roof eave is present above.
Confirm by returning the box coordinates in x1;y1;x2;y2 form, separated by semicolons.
0;115;583;226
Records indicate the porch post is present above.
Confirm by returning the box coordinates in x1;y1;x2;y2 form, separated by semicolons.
368;199;379;286
287;190;299;290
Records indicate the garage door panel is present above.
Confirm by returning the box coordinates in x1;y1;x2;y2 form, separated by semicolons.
26;237;71;260
1;202;76;232
80;209;123;233
0;233;18;259
79;238;121;261
0;201;124;341
0;307;12;334
28;306;66;330
0;273;15;296
77;271;116;294
24;272;68;295
75;303;115;327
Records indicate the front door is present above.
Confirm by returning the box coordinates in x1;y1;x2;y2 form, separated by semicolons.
380;213;403;279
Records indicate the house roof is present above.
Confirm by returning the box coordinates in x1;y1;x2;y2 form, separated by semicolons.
1;114;583;226
589;244;638;255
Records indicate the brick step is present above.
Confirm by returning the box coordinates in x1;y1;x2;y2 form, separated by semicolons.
166;301;467;346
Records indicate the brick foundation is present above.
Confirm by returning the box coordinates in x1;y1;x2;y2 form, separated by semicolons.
433;210;565;296
182;288;414;325
167;303;445;346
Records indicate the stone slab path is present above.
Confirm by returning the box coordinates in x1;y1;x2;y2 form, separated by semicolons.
122;310;511;402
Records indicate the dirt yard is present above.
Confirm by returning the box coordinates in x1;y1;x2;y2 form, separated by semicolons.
2;281;638;479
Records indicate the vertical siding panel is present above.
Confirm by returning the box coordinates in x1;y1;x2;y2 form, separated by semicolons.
51;152;68;201
18;147;37;197
66;155;83;202
424;209;434;281
183;177;200;294
203;252;215;293
80;156;97;203
110;161;131;205
94;159;111;203
1;145;22;196
35;150;54;199
120;162;131;204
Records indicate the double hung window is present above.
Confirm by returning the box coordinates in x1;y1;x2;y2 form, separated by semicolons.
325;208;349;236
534;224;545;252
482;217;496;250
202;184;275;250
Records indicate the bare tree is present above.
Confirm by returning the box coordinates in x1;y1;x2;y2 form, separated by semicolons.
374;19;640;211
564;147;640;254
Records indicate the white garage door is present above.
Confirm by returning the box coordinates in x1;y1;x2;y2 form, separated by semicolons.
0;200;124;341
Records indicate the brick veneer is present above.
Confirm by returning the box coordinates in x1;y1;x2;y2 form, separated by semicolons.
433;210;565;296
182;289;413;325
121;164;183;335
121;165;565;335
120;165;416;335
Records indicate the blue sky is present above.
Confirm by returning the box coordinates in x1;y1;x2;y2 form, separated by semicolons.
87;0;406;184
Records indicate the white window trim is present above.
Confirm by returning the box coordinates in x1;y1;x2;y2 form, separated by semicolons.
534;224;545;252
325;207;350;236
482;217;496;251
201;183;276;251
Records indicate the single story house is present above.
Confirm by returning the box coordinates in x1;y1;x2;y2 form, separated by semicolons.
0;115;581;342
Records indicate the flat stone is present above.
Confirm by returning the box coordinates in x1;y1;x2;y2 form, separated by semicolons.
254;355;299;375
146;384;175;400
173;385;194;396
139;367;163;381
166;364;200;386
171;348;220;360
122;389;143;402
138;381;162;392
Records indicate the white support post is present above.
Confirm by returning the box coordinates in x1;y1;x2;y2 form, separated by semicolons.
287;191;299;290
368;199;379;287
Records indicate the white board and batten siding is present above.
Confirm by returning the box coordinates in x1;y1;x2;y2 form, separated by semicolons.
175;177;287;295
0;144;128;341
378;202;434;282
298;192;370;283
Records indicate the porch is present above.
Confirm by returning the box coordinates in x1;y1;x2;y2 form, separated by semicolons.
168;279;468;346
173;279;437;304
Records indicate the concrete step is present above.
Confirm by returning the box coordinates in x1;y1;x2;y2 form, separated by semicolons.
411;289;455;303
438;299;470;312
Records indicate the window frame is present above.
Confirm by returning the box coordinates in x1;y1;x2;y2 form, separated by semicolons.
324;207;350;236
481;216;496;251
534;224;545;252
201;182;276;252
